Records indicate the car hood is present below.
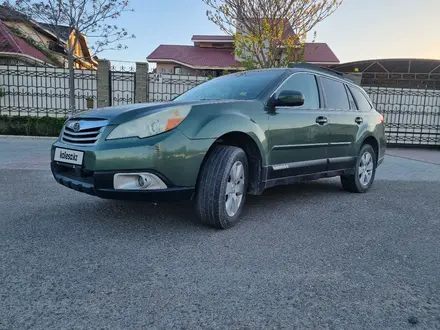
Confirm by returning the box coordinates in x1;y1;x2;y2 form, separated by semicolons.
70;100;247;125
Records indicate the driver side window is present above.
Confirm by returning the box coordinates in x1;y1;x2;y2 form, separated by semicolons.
275;73;320;109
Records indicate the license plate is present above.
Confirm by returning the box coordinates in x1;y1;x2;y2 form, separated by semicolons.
54;148;84;165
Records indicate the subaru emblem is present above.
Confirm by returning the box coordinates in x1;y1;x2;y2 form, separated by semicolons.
73;122;81;132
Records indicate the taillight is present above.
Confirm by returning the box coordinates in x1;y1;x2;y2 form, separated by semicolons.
379;113;384;123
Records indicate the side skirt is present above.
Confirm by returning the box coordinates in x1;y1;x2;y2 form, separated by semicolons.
262;168;355;190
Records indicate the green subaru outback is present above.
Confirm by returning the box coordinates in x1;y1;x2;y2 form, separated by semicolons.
51;64;386;229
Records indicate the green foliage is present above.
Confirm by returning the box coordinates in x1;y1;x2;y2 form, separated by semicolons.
203;0;343;69
0;116;66;136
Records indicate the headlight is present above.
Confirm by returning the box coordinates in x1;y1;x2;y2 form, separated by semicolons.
106;106;191;140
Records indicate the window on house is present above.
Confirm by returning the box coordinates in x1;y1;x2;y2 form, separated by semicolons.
174;67;182;74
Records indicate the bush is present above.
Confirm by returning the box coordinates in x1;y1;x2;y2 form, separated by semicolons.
0;116;66;137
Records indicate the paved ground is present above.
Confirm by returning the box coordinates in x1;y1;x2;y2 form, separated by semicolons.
1;137;440;330
386;147;440;165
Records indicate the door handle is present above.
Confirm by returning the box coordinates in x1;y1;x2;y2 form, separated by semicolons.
355;117;363;124
315;116;328;125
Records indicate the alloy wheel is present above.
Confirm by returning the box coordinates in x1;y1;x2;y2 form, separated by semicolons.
358;151;374;186
225;160;245;217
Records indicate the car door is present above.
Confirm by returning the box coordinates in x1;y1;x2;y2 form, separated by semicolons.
267;72;330;179
318;75;361;171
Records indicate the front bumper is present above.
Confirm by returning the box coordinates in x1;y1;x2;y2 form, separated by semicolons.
50;128;215;201
51;162;195;201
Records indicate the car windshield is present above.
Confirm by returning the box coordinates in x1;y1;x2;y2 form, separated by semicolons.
173;70;284;102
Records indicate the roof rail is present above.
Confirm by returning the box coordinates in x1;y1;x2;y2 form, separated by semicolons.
288;62;345;77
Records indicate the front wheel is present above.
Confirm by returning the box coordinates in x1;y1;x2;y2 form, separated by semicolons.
341;144;377;193
195;145;248;229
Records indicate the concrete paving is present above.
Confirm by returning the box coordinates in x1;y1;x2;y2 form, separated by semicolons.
386;147;440;165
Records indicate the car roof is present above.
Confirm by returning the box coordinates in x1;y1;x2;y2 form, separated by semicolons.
288;63;355;83
243;64;357;86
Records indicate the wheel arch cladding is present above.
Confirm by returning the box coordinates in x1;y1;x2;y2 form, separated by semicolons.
362;136;379;161
196;131;265;195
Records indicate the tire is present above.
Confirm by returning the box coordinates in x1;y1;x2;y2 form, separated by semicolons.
341;144;377;193
195;145;248;229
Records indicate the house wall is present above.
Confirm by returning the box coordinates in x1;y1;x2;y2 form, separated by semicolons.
0;56;28;66
155;63;235;77
4;21;66;65
4;21;95;70
234;23;272;64
4;21;52;45
195;42;234;49
156;63;198;75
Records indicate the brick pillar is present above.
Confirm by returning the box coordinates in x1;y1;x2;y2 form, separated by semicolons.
135;62;149;103
97;59;111;107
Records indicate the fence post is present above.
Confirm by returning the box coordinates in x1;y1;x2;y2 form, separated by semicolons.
97;59;111;108
135;62;149;103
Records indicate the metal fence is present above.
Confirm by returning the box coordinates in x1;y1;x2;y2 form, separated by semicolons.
0;62;96;117
364;86;440;145
110;64;135;106
0;61;136;117
361;72;440;146
148;73;208;102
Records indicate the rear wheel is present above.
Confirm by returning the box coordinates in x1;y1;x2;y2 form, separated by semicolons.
195;145;248;229
341;144;376;193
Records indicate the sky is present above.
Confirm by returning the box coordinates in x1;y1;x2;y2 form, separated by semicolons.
99;0;440;68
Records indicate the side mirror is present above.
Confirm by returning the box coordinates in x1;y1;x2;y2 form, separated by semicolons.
270;90;305;108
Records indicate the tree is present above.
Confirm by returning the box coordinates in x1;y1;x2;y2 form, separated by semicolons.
3;0;135;115
203;0;343;69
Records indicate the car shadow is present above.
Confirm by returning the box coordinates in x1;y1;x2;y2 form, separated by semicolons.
38;178;354;232
95;178;345;228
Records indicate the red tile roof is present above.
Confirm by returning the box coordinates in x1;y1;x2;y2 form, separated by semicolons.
303;43;339;63
147;44;243;69
147;42;339;69
0;20;50;63
191;35;234;41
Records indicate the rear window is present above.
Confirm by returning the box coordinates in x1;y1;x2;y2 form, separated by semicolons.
320;77;350;110
348;86;373;110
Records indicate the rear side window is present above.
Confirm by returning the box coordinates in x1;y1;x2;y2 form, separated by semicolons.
320;77;350;110
348;86;373;111
345;85;358;110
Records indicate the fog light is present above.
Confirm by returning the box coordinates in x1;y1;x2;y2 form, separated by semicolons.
113;172;167;190
137;175;152;188
138;175;145;187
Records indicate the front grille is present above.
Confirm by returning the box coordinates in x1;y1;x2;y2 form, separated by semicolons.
62;119;108;145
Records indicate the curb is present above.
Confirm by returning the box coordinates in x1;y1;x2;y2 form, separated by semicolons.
0;135;57;140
